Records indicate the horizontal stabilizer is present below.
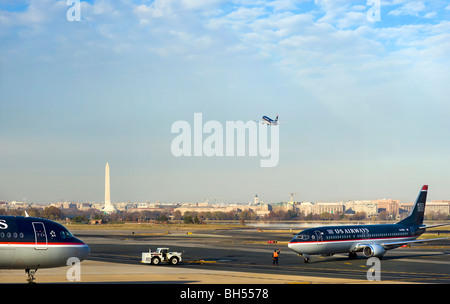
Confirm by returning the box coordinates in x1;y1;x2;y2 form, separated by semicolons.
382;237;450;249
419;223;450;230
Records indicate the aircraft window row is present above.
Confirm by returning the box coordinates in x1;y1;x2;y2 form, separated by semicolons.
325;231;409;240
0;232;25;239
365;232;409;238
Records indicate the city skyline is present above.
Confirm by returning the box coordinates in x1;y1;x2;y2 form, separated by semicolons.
1;1;450;204
3;194;449;222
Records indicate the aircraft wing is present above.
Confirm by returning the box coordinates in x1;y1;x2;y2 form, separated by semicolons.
381;237;450;249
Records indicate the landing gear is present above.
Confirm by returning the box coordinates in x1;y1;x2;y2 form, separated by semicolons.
298;254;311;263
26;269;37;284
348;252;357;260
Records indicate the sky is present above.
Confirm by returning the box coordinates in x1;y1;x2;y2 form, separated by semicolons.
1;0;450;204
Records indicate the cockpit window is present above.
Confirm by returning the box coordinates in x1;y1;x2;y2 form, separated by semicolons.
295;234;310;240
59;230;73;239
48;223;74;241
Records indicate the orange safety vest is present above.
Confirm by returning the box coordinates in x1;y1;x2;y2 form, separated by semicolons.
273;251;278;258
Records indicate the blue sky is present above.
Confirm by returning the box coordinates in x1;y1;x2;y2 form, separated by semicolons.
1;0;450;204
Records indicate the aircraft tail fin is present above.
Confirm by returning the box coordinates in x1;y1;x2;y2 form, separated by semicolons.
397;185;428;226
275;115;279;122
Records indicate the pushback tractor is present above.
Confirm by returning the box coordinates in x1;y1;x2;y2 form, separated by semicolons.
141;248;182;265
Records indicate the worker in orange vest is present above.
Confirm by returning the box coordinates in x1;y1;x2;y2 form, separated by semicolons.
273;249;281;265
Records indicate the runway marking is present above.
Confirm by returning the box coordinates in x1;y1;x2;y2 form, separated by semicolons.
198;271;313;284
393;258;450;265
209;260;450;283
390;275;450;283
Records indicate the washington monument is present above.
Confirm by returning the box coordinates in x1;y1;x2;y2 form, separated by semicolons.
103;162;117;213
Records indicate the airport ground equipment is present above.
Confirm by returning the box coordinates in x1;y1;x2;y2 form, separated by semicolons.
141;248;182;265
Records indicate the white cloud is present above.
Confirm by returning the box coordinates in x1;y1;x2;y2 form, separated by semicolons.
133;1;174;19
424;11;436;19
388;0;426;16
2;1;449;82
2;0;450;202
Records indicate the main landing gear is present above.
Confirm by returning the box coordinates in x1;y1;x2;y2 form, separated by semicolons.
26;269;37;284
348;252;358;260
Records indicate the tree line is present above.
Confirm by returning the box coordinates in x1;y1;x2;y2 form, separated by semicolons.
2;206;447;223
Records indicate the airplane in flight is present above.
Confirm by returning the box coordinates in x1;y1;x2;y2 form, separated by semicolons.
255;115;282;126
0;214;90;283
288;185;450;263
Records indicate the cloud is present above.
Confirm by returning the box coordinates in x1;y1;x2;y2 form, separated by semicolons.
2;1;449;101
313;0;371;28
2;0;450;202
388;0;426;16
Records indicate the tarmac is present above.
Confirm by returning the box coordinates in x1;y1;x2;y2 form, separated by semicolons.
1;225;449;284
0;260;373;284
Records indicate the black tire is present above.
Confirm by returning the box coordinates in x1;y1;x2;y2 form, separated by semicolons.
151;257;161;265
169;256;179;265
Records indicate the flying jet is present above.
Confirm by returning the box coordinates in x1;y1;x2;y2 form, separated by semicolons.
255;115;282;126
288;185;450;262
0;215;90;283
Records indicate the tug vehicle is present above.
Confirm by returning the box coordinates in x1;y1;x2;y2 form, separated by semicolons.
141;247;182;265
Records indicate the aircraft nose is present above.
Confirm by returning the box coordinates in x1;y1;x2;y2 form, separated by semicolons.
287;241;300;253
80;243;90;261
75;239;90;261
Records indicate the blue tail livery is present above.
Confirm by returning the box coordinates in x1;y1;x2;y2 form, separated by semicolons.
288;185;450;262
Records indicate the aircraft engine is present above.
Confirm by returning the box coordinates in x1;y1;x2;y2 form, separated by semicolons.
362;244;386;258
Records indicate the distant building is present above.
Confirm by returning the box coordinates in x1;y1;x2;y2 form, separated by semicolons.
8;201;29;209
400;203;414;215
271;202;295;212
299;202;344;215
77;202;92;211
173;202;227;214
344;201;378;217
375;199;400;215
51;202;77;209
426;201;450;216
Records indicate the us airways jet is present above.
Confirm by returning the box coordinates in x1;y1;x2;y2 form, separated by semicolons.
0;215;90;283
288;185;450;263
255;115;282;126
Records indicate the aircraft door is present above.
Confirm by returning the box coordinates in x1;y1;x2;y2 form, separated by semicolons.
315;230;323;245
32;222;48;250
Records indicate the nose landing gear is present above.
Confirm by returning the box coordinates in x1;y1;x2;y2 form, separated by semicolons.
26;269;38;284
298;254;311;263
